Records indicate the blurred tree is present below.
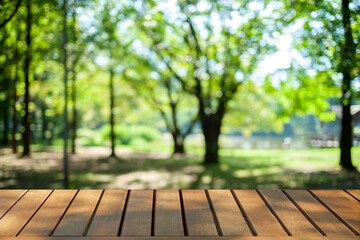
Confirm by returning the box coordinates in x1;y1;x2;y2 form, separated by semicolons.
134;0;277;164
11;36;20;153
0;0;90;156
123;56;198;154
68;0;86;154
63;0;69;188
283;0;359;171
91;0;132;157
339;0;357;171
0;18;20;147
22;0;32;156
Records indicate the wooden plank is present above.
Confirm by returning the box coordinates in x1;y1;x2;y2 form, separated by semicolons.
155;190;183;236
52;190;102;236
0;190;51;236
260;189;320;236
234;190;287;236
285;190;354;236
208;190;251;236
1;236;360;240
0;190;27;218
86;190;127;236
121;190;153;237
19;190;77;236
311;190;360;234
347;190;360;202
182;190;218;236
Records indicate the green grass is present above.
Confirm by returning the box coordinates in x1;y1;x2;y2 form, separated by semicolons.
220;148;360;170
0;146;359;189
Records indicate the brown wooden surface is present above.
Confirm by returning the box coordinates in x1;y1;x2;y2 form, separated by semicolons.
0;190;27;218
311;190;360;235
285;190;353;236
20;190;77;236
0;189;359;239
86;190;127;237
182;190;218;236
233;190;287;236
260;189;320;236
52;190;102;236
208;190;251;236
0;236;360;240
347;190;360;202
155;190;184;236
0;190;51;236
120;190;153;237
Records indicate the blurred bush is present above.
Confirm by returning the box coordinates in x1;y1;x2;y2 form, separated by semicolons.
77;128;104;146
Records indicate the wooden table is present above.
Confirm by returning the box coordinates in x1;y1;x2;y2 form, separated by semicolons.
0;189;359;239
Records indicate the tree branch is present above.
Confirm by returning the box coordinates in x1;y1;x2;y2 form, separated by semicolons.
186;17;203;58
122;70;173;132
0;0;23;29
183;112;199;137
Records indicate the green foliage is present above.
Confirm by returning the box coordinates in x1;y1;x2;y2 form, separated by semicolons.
264;69;339;121
279;0;359;106
224;81;284;136
100;124;161;145
77;127;103;146
2;0;357;161
132;0;279;110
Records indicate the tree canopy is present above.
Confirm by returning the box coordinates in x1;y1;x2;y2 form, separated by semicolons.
0;0;358;173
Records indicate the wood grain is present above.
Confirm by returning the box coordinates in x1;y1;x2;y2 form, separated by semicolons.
120;190;153;237
0;236;360;240
234;190;287;236
52;190;102;236
346;190;360;202
86;190;127;236
260;189;320;236
312;190;360;234
182;190;218;236
285;190;353;236
208;190;251;236
0;190;27;218
19;190;77;236
155;190;183;236
0;190;51;236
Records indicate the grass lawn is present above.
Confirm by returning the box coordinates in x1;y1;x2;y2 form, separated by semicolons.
0;146;359;189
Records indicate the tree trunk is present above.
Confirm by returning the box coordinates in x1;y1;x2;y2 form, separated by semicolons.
340;103;354;170
47;114;57;146
109;68;116;157
202;114;222;165
63;0;69;188
171;130;185;154
2;75;10;146
339;0;356;171
12;61;18;153
2;103;9;146
22;0;31;157
71;74;77;154
41;104;47;142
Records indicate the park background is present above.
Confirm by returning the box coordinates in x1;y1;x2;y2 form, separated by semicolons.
0;0;359;189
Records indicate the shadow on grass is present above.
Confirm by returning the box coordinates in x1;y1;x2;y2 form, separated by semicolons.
0;146;359;189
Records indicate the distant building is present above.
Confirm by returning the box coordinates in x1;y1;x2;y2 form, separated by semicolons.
307;105;360;148
217;104;360;150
